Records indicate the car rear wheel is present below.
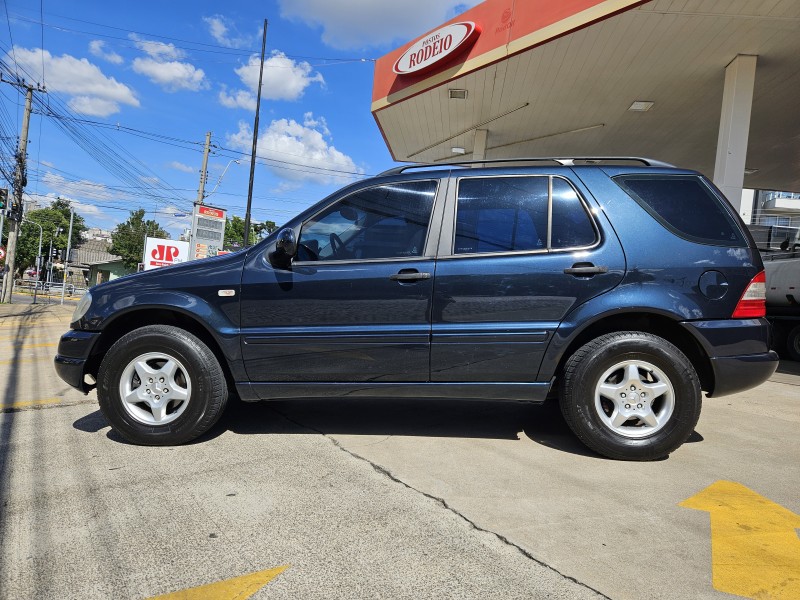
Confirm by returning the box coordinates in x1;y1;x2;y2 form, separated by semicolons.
97;325;228;446
560;331;701;461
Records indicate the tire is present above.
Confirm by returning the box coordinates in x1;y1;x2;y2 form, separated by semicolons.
787;325;800;362
559;331;701;461
97;325;228;446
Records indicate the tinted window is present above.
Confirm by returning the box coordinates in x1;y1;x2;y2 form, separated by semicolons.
551;178;597;248
299;180;436;261
614;175;746;246
455;177;548;254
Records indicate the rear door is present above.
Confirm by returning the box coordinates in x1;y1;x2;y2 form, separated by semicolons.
430;170;625;382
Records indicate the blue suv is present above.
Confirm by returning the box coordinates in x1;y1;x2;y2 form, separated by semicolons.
55;158;778;460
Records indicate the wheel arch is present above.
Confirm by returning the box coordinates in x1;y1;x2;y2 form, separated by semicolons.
85;307;238;394
549;311;714;393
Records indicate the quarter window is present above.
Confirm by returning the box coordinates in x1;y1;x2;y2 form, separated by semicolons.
454;176;597;254
614;175;747;246
298;180;437;261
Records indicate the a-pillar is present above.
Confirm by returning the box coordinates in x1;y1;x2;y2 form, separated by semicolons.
713;54;757;220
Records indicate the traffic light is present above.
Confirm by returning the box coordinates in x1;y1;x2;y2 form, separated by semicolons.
0;188;7;210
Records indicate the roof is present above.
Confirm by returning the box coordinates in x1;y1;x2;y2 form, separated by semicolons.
70;239;121;267
371;0;800;192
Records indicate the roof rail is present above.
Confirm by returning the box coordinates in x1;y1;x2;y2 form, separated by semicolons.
376;157;674;177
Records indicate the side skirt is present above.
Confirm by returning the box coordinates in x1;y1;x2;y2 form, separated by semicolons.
235;381;553;403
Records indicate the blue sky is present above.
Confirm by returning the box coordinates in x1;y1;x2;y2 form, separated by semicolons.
0;0;478;237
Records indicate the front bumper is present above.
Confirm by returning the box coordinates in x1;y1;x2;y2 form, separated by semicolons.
54;330;101;393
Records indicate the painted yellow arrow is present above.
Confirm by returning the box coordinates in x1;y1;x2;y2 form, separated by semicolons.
148;565;289;600
680;481;800;600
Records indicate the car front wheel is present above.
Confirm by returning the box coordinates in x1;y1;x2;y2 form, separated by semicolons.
97;325;228;445
560;331;701;461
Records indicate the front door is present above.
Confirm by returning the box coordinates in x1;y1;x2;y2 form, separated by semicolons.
239;179;442;387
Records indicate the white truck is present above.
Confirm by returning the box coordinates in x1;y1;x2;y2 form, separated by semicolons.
763;254;800;360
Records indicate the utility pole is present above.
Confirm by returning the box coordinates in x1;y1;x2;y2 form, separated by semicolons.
244;19;268;249
1;82;41;303
196;131;212;205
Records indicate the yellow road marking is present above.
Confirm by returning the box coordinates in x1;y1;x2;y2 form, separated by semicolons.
5;342;58;349
0;319;69;328
0;356;55;366
1;398;62;410
680;480;800;600
148;565;289;600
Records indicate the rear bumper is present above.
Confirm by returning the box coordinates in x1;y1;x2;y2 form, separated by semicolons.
54;330;101;393
708;351;779;397
681;318;778;397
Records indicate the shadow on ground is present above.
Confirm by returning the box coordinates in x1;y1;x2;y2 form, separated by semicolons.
74;396;704;459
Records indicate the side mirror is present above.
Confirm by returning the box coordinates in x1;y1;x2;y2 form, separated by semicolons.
269;228;297;269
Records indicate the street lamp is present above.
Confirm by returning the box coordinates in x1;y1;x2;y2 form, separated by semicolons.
206;159;241;197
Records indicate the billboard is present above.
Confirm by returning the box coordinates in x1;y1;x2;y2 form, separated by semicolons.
191;203;226;259
143;237;190;271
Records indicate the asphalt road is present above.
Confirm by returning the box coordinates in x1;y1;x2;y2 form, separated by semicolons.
0;304;798;599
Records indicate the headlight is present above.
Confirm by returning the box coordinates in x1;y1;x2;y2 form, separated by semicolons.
72;291;93;323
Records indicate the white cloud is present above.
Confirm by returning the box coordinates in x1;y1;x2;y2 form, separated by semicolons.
169;161;195;173
278;0;483;49
203;15;253;49
128;34;208;92
226;115;363;184
129;34;185;61
8;47;139;116
219;51;324;110
42;172;117;201
88;40;123;65
219;87;256;111
68;96;120;118
132;58;208;92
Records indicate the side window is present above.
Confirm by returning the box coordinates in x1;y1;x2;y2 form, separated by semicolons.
614;175;747;246
455;177;548;254
551;178;598;248
298;180;437;262
454;176;596;254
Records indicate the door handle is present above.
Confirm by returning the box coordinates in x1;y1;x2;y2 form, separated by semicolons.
564;263;608;276
390;270;431;282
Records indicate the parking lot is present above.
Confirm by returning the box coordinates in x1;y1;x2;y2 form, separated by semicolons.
0;304;798;599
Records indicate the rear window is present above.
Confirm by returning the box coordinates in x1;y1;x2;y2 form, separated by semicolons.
614;175;746;246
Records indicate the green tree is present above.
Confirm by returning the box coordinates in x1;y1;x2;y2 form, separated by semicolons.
224;216;256;250
110;209;169;270
11;198;87;277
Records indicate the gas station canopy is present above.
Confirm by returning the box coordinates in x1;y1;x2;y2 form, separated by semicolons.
371;0;800;196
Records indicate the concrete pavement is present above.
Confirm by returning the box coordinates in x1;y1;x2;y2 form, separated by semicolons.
0;304;798;599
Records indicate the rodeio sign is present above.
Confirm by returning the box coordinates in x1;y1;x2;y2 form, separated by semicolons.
393;22;480;76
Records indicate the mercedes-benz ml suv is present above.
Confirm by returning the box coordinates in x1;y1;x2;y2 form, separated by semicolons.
55;158;778;460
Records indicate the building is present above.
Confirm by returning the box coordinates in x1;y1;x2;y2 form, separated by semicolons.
371;0;800;221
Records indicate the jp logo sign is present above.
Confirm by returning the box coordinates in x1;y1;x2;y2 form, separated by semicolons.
144;237;190;271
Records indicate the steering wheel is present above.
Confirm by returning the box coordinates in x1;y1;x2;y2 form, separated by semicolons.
329;232;345;257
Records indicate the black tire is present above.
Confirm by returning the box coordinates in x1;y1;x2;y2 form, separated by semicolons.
785;325;800;362
97;325;228;446
560;331;701;461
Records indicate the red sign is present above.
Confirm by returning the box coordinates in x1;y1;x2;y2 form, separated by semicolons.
198;206;224;218
393;22;480;75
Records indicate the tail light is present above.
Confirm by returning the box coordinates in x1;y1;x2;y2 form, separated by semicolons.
732;271;766;318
